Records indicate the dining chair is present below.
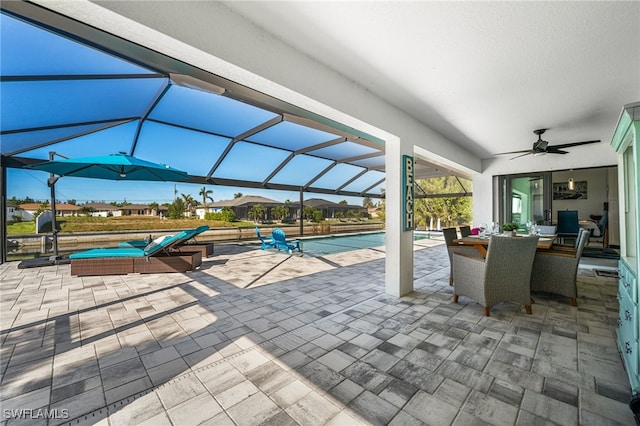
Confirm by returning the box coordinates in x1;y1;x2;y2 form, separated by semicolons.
452;235;539;316
442;227;482;285
556;210;580;244
530;228;590;306
459;225;471;237
589;210;608;247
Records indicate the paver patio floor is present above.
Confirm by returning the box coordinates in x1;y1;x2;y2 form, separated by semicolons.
0;238;633;425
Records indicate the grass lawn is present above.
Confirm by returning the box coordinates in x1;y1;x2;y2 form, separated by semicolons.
7;216;380;235
7;221;35;234
7;216;255;235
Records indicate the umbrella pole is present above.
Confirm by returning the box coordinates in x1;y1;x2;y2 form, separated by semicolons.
49;176;59;258
48;152;59;258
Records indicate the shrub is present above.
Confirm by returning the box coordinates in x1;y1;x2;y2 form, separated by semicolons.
205;207;235;222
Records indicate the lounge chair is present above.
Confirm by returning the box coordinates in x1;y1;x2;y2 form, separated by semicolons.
118;225;212;257
69;228;205;276
255;226;275;250
272;228;301;254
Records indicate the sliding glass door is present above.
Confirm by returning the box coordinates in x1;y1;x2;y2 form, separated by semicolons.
500;172;553;228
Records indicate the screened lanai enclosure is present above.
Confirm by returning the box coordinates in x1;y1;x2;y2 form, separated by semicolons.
0;3;470;263
1;10;389;196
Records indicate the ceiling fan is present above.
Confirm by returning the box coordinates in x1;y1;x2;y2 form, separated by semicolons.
499;129;600;160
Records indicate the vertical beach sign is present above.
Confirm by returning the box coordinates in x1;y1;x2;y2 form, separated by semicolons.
402;155;414;231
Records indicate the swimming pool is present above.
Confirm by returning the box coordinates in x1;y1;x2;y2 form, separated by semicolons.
299;231;432;256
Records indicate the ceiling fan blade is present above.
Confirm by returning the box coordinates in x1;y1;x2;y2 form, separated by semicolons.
551;140;601;150
496;149;532;155
510;152;533;160
546;148;569;154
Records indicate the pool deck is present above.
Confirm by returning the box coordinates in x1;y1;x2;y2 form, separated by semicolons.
0;238;633;425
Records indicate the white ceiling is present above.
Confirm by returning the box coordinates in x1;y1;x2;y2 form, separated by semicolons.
223;1;640;160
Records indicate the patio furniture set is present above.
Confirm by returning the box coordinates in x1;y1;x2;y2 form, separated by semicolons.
67;225;303;277
445;226;590;316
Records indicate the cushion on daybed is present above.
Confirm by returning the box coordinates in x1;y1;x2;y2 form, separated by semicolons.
69;248;145;259
70;232;187;260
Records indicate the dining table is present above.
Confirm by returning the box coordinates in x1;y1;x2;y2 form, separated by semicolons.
452;234;557;257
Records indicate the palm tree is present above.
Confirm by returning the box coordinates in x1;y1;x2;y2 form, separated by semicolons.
362;197;374;208
271;205;289;222
167;197;186;219
199;187;213;206
248;204;266;223
181;193;196;216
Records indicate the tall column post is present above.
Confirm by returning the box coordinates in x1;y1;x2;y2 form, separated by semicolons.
385;137;414;297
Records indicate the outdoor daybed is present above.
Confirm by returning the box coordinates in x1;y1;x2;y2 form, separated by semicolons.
118;225;213;257
69;228;205;276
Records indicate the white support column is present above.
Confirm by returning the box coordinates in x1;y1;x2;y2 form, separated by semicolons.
385;136;414;297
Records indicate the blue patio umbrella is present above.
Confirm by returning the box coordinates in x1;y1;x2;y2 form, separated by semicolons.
27;153;192;257
28;153;192;182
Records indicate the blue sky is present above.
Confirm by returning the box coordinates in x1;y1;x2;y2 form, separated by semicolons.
7;168;368;206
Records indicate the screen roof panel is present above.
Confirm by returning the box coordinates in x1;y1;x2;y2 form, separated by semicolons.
212;142;291;182
366;181;386;196
311;163;366;190
18;121;138;160
1;78;166;131
0;13;154;76
150;85;279;137
341;170;386;193
134;122;231;176
1;121;128;155
350;155;385;169
307;141;381;161
246;120;340;151
268;154;334;186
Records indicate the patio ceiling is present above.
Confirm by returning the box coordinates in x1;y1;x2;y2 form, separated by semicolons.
0;8;461;200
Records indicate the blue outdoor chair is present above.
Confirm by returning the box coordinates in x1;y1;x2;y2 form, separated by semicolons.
272;228;301;254
256;226;275;250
